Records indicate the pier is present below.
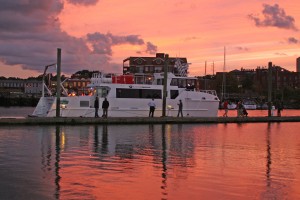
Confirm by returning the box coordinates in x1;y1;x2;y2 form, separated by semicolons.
1;116;300;126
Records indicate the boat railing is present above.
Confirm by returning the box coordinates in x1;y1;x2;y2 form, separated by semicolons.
199;90;218;96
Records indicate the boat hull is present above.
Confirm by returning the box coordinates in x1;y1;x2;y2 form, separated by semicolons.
32;96;219;118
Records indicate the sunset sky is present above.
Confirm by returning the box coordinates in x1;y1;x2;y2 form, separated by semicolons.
0;0;299;78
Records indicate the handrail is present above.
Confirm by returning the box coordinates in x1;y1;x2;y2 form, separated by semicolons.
199;90;217;96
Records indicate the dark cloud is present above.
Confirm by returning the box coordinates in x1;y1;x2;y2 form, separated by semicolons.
248;4;298;31
86;32;145;55
0;0;157;75
287;37;298;44
145;42;157;55
67;0;99;6
236;46;249;51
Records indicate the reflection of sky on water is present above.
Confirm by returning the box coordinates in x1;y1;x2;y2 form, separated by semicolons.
0;123;300;199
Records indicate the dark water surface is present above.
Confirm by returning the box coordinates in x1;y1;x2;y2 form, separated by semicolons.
0;106;300;118
0;123;300;200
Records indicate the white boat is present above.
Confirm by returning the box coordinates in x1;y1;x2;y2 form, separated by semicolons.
32;72;220;117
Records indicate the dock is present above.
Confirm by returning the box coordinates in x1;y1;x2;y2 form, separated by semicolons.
1;116;300;126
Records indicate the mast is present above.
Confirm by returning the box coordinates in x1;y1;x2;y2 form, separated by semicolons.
212;61;215;76
221;47;226;102
204;61;207;90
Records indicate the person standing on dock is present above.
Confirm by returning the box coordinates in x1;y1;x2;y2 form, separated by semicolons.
148;98;156;117
94;96;99;118
237;101;243;117
223;100;228;117
102;98;109;118
277;100;283;117
177;100;183;117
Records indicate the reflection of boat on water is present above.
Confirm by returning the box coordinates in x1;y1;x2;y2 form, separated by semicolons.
32;70;220;118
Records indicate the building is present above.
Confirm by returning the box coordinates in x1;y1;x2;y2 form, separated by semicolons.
255;65;300;94
0;79;25;93
297;57;300;72
24;80;43;94
123;53;189;83
61;78;91;96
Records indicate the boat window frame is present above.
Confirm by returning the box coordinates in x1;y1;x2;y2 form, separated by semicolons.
116;88;162;99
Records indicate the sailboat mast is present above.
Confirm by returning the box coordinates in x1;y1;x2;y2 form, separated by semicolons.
204;61;207;90
222;46;226;102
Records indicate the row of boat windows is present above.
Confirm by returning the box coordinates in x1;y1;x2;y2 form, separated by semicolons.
116;88;179;99
95;87;179;99
155;78;196;88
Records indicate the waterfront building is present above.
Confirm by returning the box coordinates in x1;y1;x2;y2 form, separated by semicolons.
0;79;25;93
123;53;188;81
51;78;90;96
255;65;300;94
63;78;91;95
24;80;43;94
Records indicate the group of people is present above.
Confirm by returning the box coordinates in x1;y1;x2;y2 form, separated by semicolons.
94;96;109;118
223;99;284;117
223;100;248;117
95;97;184;118
148;99;183;117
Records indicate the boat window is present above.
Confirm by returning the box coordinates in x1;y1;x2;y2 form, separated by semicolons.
80;101;89;107
178;79;186;88
95;87;110;97
116;88;162;99
170;90;179;99
156;78;164;85
170;78;178;86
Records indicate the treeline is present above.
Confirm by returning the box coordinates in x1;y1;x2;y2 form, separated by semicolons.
0;96;39;107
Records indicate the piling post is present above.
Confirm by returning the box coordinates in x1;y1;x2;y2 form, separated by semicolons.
56;48;61;117
268;62;272;117
162;54;169;117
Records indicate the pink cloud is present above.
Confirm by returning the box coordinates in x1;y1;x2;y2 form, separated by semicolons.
0;0;157;75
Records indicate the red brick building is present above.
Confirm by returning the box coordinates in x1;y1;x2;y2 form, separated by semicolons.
123;53;188;76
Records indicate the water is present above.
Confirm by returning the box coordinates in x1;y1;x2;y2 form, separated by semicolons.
0;123;300;200
0;106;300;118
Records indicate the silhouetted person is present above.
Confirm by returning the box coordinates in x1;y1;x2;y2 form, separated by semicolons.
102;98;109;118
94;96;99;118
277;100;283;117
242;105;248;117
148;99;156;117
177;100;183;117
223;100;228;117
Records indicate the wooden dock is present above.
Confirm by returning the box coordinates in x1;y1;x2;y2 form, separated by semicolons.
1;116;300;126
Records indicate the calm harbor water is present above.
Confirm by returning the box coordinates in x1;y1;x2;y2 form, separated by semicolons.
0;106;300;118
0;122;300;199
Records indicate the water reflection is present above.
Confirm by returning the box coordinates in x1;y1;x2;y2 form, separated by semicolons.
266;123;272;186
101;125;108;154
161;124;168;200
55;126;61;199
1;123;300;199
